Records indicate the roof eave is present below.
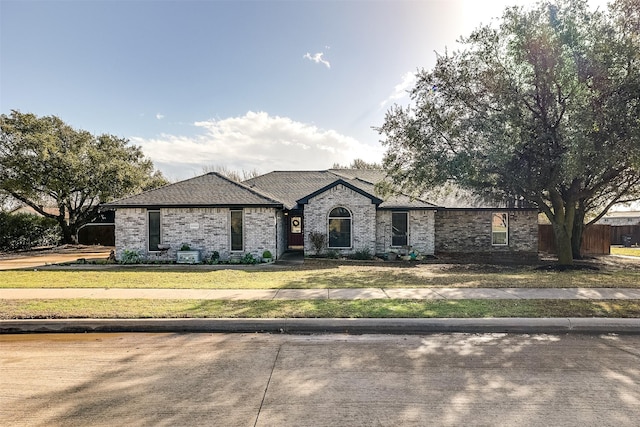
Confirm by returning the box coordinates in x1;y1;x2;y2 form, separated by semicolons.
102;203;283;209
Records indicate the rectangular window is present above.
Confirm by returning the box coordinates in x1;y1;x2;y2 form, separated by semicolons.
148;210;161;251
392;212;408;247
329;218;351;248
492;212;508;245
230;209;243;251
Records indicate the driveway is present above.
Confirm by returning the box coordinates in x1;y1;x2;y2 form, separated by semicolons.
0;246;113;270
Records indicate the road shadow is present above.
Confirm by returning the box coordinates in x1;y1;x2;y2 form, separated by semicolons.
2;333;639;426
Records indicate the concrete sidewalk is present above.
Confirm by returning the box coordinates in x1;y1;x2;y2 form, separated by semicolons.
3;286;640;335
2;287;640;300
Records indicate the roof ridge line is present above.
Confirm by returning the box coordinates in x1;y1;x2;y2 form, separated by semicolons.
213;172;283;204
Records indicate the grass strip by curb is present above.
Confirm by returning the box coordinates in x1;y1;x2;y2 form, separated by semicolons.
2;299;640;319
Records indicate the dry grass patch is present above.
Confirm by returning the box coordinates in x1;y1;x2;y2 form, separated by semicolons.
1;263;639;289
2;298;640;319
611;247;640;257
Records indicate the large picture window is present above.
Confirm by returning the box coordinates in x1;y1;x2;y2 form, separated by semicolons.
492;212;508;245
328;207;351;248
148;210;161;251
230;209;243;251
392;212;408;247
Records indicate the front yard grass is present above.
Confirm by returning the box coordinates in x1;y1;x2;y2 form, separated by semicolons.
611;247;640;257
2;298;639;319
1;264;639;289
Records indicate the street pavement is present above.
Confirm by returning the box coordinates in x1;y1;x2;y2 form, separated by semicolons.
2;333;639;426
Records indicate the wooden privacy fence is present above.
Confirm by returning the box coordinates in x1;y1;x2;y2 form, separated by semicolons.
610;225;640;246
538;224;611;255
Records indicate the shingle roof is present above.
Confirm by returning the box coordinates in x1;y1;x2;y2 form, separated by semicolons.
243;171;343;209
328;168;388;184
104;172;282;208
104;169;523;211
243;169;437;210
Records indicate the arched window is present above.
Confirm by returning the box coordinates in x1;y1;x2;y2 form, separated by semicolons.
328;207;351;248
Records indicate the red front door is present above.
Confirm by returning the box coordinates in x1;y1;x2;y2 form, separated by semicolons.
288;215;304;249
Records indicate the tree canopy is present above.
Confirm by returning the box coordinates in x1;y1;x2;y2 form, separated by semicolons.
377;0;640;265
0;111;168;243
331;159;382;169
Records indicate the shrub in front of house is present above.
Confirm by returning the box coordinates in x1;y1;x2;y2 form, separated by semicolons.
241;253;258;264
326;250;340;259
352;248;373;260
309;231;327;256
120;249;141;264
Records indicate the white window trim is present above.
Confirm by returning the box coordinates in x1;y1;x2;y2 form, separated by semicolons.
391;211;409;248
491;212;509;246
327;206;353;249
147;209;162;252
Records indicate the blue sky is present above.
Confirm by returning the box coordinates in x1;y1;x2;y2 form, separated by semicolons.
1;0;609;181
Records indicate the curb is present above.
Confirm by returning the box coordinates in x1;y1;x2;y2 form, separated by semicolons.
2;318;640;335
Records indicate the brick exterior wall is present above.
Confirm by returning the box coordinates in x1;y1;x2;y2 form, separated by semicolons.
113;203;537;262
376;210;435;255
114;207;278;261
435;209;538;259
276;210;286;258
114;208;147;260
303;184;377;255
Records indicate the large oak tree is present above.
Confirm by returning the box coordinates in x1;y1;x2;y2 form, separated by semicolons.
377;0;640;265
0;111;168;244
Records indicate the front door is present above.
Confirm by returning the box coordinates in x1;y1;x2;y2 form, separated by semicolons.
287;214;304;249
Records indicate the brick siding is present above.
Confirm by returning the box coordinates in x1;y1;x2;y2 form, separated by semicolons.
435;209;538;259
303;184;377;255
376;210;435;255
114;207;278;261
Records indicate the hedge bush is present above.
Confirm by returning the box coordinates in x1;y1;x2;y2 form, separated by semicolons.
0;212;61;251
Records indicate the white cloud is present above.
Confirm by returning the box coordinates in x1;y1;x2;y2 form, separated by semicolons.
132;111;383;180
379;71;417;109
303;52;331;68
156;113;165;120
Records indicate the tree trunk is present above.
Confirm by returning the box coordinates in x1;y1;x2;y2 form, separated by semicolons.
571;221;585;260
571;206;586;260
552;222;574;266
546;189;576;266
59;219;78;244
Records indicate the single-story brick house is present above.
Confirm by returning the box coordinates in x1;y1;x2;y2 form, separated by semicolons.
103;169;538;262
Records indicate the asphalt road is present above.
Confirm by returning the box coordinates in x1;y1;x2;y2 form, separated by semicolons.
1;333;639;426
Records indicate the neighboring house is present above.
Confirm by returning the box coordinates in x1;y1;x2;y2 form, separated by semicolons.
596;211;640;246
596;211;640;226
103;169;539;261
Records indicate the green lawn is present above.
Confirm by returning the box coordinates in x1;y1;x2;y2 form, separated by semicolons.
2;261;638;319
611;247;640;257
1;264;639;289
2;298;639;319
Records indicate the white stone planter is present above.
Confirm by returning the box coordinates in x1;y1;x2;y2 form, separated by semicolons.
176;250;201;264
